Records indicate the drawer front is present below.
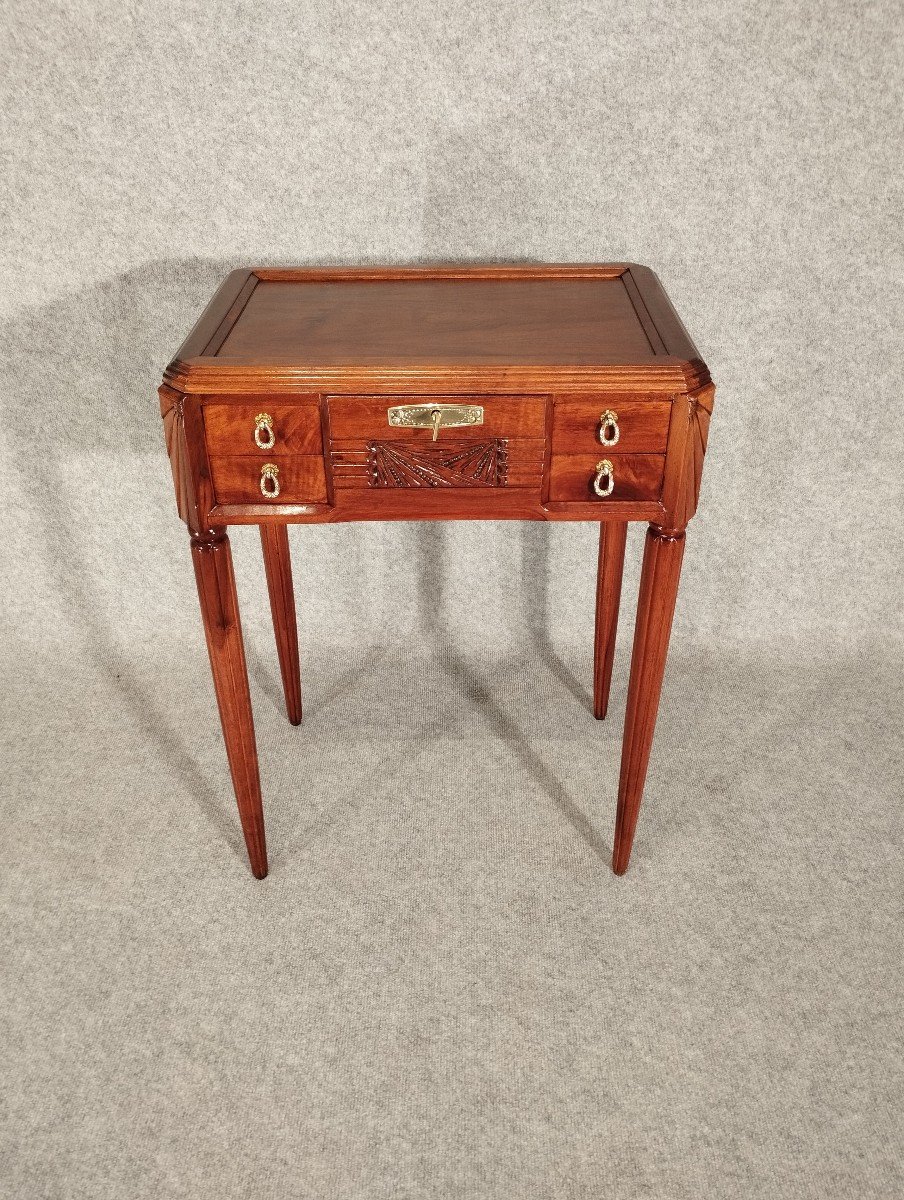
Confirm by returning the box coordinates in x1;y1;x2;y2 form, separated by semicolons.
552;397;671;454
209;456;327;504
327;395;547;440
549;454;664;502
331;438;546;489
204;404;322;456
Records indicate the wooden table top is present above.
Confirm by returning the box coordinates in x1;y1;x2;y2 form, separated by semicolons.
165;264;709;394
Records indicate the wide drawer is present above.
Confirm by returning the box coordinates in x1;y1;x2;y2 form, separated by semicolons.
327;395;547;440
549;453;665;502
552;397;671;454
204;404;322;456
208;456;327;504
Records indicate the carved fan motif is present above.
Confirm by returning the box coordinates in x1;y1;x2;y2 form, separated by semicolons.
160;387;193;522
367;439;509;487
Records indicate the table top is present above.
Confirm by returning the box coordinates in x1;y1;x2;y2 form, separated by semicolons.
165;264;709;395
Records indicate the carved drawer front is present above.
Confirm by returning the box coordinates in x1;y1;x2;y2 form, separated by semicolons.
327;395;547;440
208;455;327;504
328;395;547;490
552;397;671;454
203;403;322;456
331;438;546;489
548;454;665;502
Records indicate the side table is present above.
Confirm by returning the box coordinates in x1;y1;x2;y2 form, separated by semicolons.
159;264;715;878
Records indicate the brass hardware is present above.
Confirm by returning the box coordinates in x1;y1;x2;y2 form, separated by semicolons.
254;412;275;449
387;403;483;441
598;409;620;447
593;459;615;498
260;463;280;498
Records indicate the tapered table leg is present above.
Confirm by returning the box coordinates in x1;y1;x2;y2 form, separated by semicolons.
259;524;302;726
191;529;268;879
594;520;627;720
612;525;686;875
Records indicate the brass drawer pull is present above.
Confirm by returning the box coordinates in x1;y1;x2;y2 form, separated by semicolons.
593;459;615;497
254;412;275;449
598;409;620;446
387;403;483;442
260;463;280;498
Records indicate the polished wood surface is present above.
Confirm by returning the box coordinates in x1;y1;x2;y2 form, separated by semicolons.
204;403;322;456
160;264;715;878
260;524;302;727
594;521;628;721
215;278;655;364
327;395;547;439
208;456;328;505
164;264;710;395
548;453;665;503
613;527;686;875
191;530;268;879
552;398;671;454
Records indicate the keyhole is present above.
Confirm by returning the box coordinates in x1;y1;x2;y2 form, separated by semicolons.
431;409;442;441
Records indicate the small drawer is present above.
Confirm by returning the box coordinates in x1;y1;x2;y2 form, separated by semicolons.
327;396;547;440
552;398;671;454
548;454;664;502
209;456;328;504
204;404;322;456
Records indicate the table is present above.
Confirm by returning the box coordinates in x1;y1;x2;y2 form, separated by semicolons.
159;264;714;879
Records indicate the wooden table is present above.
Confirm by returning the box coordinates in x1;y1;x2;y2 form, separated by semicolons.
159;264;714;879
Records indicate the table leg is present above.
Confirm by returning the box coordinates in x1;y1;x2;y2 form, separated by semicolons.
594;520;627;719
612;524;686;875
191;529;268;879
259;524;302;726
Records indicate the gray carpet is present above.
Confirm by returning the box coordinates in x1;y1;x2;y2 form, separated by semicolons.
2;625;902;1198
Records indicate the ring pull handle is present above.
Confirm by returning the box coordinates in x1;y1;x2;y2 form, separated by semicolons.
592;459;615;498
259;463;280;498
598;409;620;447
254;412;275;449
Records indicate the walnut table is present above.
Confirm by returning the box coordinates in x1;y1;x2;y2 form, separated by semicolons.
159;264;714;879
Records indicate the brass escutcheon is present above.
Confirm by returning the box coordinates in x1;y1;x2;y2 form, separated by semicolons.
387;403;483;442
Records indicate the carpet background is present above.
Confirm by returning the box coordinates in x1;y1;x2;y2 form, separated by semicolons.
1;2;901;1197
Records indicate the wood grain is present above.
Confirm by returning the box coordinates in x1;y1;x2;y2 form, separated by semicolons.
612;526;686;875
594;521;628;720
204;403;322;456
552;398;672;454
215;279;655;365
191;530;267;879
208;456;328;505
327;395;547;440
548;453;664;502
259;524;302;726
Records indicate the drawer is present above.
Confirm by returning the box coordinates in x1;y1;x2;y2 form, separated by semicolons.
549;454;664;502
327;395;547;440
552;397;671;454
208;456;327;504
204;404;322;456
